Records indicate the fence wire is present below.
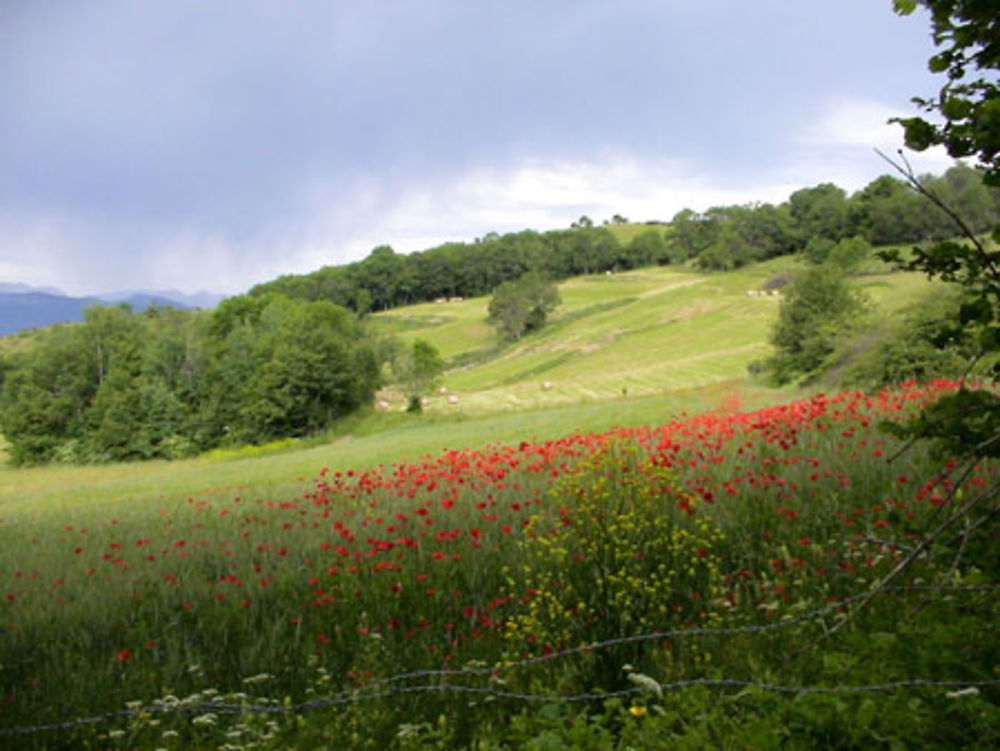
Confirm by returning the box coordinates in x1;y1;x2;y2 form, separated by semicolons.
3;584;998;739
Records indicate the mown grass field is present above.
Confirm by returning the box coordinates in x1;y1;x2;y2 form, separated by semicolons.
373;258;938;412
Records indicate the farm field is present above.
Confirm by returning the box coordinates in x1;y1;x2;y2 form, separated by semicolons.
5;0;1000;744
372;258;937;413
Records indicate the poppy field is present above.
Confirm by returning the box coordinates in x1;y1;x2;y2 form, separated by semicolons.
2;379;1000;749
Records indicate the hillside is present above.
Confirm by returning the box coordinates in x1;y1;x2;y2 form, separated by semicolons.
0;258;937;512
373;257;938;413
3;380;997;748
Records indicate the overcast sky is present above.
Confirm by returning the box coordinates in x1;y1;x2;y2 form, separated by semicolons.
0;0;954;296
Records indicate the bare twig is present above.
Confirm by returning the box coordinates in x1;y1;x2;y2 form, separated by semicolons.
875;148;1000;289
859;537;918;553
796;472;1000;657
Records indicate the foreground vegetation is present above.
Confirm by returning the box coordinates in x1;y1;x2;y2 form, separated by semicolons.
2;380;998;749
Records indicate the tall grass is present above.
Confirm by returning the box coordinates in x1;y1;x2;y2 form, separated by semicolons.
2;380;998;749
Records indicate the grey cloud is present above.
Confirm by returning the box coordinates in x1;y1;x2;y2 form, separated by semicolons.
0;0;942;293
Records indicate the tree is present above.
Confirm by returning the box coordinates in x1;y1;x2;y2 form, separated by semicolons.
0;326;95;464
234;299;379;442
880;0;1000;459
625;228;669;268
487;272;561;341
827;235;872;273
394;339;445;412
765;265;867;383
892;1;1000;187
846;290;980;388
788;183;850;242
849;174;927;244
667;208;717;262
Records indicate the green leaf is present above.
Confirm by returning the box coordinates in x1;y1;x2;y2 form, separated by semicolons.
892;0;917;15
941;96;972;120
901;118;938;151
959;296;993;325
978;325;1000;351
877;248;902;265
929;53;951;73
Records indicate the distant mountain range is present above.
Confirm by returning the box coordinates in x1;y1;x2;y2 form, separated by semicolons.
0;283;225;337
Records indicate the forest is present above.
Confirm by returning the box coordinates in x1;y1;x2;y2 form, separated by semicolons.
0;296;379;464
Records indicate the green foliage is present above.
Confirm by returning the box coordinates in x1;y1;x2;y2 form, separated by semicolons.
804;236;836;265
827;235;872;272
624;227;670;267
789;183;850;242
0;297;380;465
883;385;1000;459
252;225;627;315
765;265;867;383
892;1;1000;186
672;203;800;270
394;338;445;411
845;290;981;388
488;271;561;340
882;0;1000;461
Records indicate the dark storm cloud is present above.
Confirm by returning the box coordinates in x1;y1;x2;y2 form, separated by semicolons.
0;0;942;293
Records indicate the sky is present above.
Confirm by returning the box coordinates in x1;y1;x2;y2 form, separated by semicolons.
0;0;956;297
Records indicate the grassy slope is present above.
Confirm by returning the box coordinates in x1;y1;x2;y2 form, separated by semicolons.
373;257;937;412
0;257;939;517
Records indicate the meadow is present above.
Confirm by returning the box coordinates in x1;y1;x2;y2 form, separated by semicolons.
372;258;934;412
2;380;998;749
4;261;998;748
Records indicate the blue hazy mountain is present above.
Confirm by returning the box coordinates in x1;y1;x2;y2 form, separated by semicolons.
0;284;224;336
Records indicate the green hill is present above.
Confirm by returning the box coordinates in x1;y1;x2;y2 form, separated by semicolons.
373;257;936;413
0;258;939;513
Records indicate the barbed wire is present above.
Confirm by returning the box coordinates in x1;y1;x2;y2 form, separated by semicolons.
3;583;998;739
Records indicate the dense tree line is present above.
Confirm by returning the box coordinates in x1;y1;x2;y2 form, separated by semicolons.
251;225;642;314
251;164;1000;311
0;297;379;465
672;164;1000;270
